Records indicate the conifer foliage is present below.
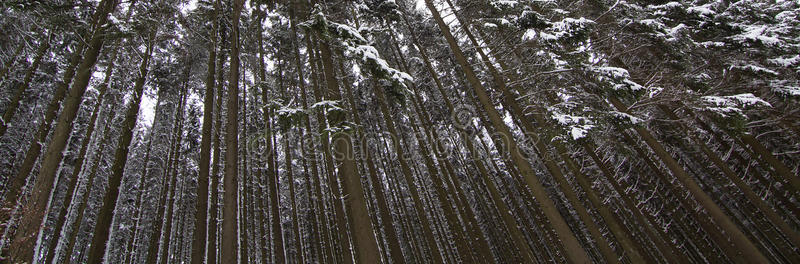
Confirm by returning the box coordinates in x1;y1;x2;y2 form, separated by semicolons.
0;0;798;263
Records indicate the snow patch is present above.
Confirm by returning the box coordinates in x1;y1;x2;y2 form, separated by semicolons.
491;0;518;9
551;111;594;140
731;25;783;46
611;111;644;125
730;64;779;76
687;5;715;17
591;66;645;92
768;55;800;67
345;45;413;84
771;80;800;97
702;93;771;115
522;29;537;42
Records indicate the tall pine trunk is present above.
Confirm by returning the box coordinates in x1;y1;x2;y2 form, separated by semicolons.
62;96;119;263
7;0;117;261
208;4;227;261
0;34;50;138
221;0;244;262
608;96;769;263
85;29;156;264
158;68;191;264
420;1;592;263
191;4;217;263
44;47;118;264
0;40;85;240
317;32;381;264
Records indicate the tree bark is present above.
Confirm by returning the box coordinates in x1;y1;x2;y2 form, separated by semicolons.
659;105;800;254
191;4;217;262
317;33;381;263
262;56;285;264
420;1;593;263
62;97;119;263
208;4;227;261
308;37;351;263
146;86;188;264
0;43;24;84
290;8;323;261
85;30;156;264
44;46;118;264
221;0;244;262
0;35;50;138
158;69;191;264
7;0;117;261
304;34;336;264
608;96;769;263
0;40;84;239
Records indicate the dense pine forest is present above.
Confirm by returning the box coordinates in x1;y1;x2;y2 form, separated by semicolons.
0;0;798;263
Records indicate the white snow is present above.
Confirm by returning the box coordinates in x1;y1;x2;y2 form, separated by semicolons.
702;93;771;115
731;64;779;76
592;66;645;92
551;111;594;140
648;2;683;15
593;66;630;79
311;100;344;113
687;5;715;17
611;111;644;124
648;2;682;10
771;80;800;97
546;17;595;41
334;23;367;44
639;19;667;30
667;23;687;38
570;126;588;140
768;55;800;67
277;106;305;117
522;29;537;42
699;41;726;48
345;45;413;84
490;0;518;9
179;0;198;15
731;25;783;46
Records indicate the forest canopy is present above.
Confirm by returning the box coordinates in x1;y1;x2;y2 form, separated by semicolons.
0;0;798;263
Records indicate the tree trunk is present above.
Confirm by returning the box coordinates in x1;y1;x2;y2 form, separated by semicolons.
85;30;156;264
191;4;217;262
659;105;800;254
0;35;50;138
158;70;190;264
580;140;690;263
305;34;336;264
262;59;285;264
146;87;188;264
62;96;119;263
608;96;768;263
208;4;227;261
289;8;323;261
420;1;592;263
44;46;118;264
384;30;494;261
309;36;351;263
317;31;381;263
400;17;540;262
0;40;85;239
123;115;157;264
737;132;799;195
221;0;243;262
0;43;24;84
7;0;117;261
